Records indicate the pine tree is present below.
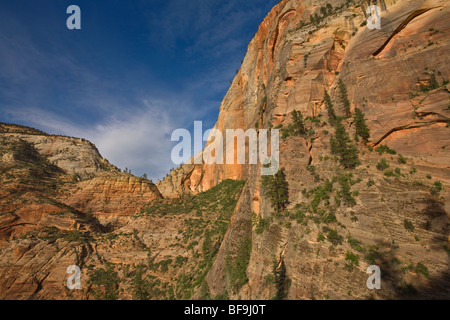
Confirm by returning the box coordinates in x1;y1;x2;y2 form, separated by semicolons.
324;90;337;126
326;3;333;15
338;79;351;118
291;110;307;136
353;107;370;142
274;260;289;300
131;264;151;300
262;168;289;215
331;121;360;169
429;73;439;90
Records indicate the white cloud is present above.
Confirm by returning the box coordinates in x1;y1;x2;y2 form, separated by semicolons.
3;97;203;182
89;102;175;181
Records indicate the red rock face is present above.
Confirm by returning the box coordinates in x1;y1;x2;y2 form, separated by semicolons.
159;0;450;198
63;174;162;226
197;0;450;299
1;0;449;300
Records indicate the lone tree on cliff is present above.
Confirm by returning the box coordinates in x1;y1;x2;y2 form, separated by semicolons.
262;168;289;215
338;79;352;118
353;107;371;142
291;110;307;136
324;90;337;126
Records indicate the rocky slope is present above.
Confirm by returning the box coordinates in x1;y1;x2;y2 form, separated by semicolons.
0;124;163;299
0;0;449;300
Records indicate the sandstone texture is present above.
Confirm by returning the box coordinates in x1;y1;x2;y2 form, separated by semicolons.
1;0;449;300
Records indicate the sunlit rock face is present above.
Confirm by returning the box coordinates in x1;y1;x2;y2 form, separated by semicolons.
1;0;449;300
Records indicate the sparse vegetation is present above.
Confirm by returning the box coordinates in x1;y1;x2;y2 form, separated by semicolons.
430;181;442;195
376;145;397;155
227;237;252;292
376;158;389;171
398;154;407;164
415;262;429;278
404;219;415;232
88;263;120;300
347;236;365;253
326;228;343;246
345;251;359;271
419;72;440;92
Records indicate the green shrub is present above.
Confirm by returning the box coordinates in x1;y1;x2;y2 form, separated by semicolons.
404;219;415;232
384;170;396;177
376;158;389;171
345;251;359;271
430;181;443;195
415;262;429;278
376;145;397;155
443;245;450;255
398;154;407;164
347;236;365;253
327;229;343;246
317;232;325;242
255;217;271;234
399;282;418;296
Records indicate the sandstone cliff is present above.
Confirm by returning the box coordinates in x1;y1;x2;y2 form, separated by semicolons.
159;0;450;299
1;0;449;300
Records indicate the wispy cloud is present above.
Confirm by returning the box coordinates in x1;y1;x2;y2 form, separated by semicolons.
3;98;195;181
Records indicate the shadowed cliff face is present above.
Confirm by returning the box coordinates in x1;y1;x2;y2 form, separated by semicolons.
0;0;449;300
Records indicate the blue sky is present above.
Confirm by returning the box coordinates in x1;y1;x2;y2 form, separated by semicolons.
0;0;278;181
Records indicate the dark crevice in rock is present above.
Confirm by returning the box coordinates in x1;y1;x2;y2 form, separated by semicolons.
372;120;449;146
31;272;50;297
271;10;296;65
372;8;433;57
307;143;313;166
